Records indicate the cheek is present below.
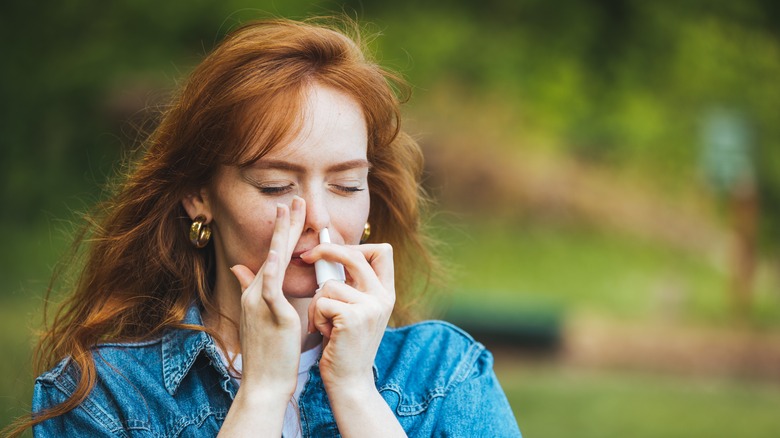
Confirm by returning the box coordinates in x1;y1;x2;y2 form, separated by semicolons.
214;198;279;267
239;209;277;243
332;194;370;244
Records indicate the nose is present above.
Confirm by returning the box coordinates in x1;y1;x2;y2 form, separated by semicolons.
301;190;331;235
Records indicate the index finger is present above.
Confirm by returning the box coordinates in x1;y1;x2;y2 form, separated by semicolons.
286;196;306;259
350;243;395;291
266;203;291;286
302;243;395;293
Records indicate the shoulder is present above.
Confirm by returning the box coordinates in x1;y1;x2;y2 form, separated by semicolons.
378;319;485;366
33;332;230;436
34;338;165;407
36;338;164;390
375;321;522;436
33;339;165;435
375;320;493;414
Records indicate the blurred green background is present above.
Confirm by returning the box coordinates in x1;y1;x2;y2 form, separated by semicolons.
3;1;780;436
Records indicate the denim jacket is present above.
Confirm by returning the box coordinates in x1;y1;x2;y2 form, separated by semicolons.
33;305;522;437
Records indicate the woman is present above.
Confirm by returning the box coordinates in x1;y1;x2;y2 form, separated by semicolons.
22;18;521;437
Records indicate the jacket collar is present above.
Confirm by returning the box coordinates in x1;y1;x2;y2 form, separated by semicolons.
160;304;231;396
159;303;379;397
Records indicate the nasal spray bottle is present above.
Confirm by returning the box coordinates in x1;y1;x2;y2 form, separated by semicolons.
314;228;345;288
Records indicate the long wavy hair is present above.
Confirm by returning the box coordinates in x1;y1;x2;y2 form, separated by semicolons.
8;17;438;436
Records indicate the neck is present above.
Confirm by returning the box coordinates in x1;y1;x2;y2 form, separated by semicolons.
289;297;324;351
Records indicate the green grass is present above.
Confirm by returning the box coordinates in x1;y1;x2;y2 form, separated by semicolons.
3;219;780;435
497;363;780;438
433;219;780;327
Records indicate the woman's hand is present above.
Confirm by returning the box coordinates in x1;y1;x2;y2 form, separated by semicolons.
300;242;395;393
230;198;306;394
300;242;406;437
218;198;305;437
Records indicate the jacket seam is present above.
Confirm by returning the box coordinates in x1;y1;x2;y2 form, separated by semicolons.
449;341;485;385
48;364;127;436
161;405;228;437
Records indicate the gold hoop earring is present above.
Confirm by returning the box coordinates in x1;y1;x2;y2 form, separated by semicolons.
189;215;212;248
360;222;371;244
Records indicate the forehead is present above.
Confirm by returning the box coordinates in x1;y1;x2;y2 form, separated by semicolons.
250;84;368;165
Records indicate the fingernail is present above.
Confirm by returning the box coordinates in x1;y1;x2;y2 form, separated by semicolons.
292;196;303;211
276;204;284;218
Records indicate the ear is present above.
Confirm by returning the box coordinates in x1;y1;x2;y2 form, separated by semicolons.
181;187;212;222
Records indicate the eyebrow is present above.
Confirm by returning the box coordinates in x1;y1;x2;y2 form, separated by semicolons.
250;158;371;173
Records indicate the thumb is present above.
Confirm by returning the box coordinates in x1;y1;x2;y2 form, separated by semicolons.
230;264;256;292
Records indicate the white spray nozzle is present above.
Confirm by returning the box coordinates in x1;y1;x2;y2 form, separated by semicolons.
314;228;346;288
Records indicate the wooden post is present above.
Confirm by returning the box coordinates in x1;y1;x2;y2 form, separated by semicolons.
730;181;758;321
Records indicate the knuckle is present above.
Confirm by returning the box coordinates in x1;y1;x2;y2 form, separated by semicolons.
380;243;393;255
261;288;276;302
313;296;327;311
241;293;259;311
318;282;333;296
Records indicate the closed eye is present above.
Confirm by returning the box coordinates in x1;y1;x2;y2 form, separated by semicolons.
259;185;294;195
332;185;365;194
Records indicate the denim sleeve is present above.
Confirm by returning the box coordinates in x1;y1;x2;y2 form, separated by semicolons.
432;349;522;437
32;379;116;437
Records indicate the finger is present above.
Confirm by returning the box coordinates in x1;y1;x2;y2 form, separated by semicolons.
230;265;256;292
312;297;351;338
307;281;364;333
260;250;287;315
313;297;351;323
232;243;279;293
309;293;328;337
287;196;306;258
301;244;387;293
268;203;291;281
316;280;365;304
349;243;395;291
308;292;318;334
300;243;375;289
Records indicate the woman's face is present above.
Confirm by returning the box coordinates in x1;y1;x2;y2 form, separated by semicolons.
202;84;370;298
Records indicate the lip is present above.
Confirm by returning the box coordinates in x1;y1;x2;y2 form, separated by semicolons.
290;249;314;267
290;256;312;267
292;248;312;258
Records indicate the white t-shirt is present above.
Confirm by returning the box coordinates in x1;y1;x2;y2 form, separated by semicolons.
218;344;323;438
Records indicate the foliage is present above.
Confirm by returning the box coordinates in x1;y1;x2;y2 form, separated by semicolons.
363;0;780;244
499;364;780;438
4;0;780;239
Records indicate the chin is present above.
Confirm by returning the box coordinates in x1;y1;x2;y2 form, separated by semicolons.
282;267;318;298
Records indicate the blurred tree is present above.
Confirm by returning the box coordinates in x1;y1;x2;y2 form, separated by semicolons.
2;0;780;254
352;0;780;252
0;0;347;225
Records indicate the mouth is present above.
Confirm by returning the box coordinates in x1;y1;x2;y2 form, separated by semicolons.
290;250;313;267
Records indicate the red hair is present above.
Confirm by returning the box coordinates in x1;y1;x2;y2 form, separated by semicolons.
7;17;438;436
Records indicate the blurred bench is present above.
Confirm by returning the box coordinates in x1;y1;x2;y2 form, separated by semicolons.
443;299;563;352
